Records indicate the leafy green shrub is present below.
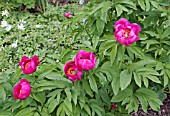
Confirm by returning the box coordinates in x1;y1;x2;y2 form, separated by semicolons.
0;0;170;115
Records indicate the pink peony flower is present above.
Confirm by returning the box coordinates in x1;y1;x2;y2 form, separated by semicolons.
13;78;31;100
19;55;40;74
74;50;97;71
64;12;72;18
112;103;117;109
114;18;141;47
64;61;82;82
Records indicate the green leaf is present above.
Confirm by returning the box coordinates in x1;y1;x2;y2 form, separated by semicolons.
89;76;98;94
56;102;64;116
145;0;150;11
34;112;40;116
82;79;93;97
99;40;115;53
138;0;145;11
48;99;59;113
111;88;133;102
128;46;144;58
0;85;6;101
45;72;63;80
96;19;105;35
32;92;46;105
162;27;170;39
143;16;153;28
133;72;141;87
166;69;170;79
95;72;107;86
111;76;120;95
84;104;91;116
99;89;111;105
135;93;148;112
15;107;36;116
115;4;123;17
65;88;72;102
83;41;93;50
150;1;159;8
136;88;159;97
143;77;148;88
120;70;132;90
164;72;169;87
64;98;72;112
144;75;161;83
156;62;163;70
0;111;14;116
110;44;118;66
38;70;52;79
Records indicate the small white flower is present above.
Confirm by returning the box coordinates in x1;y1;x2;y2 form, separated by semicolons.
5;24;12;31
56;59;59;62
2;10;9;17
18;24;25;30
35;24;41;28
79;0;84;5
1;20;8;27
0;46;4;51
19;19;26;24
82;18;87;24
11;40;18;48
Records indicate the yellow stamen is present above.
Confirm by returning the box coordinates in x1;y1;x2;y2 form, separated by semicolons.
24;62;30;70
19;90;22;94
124;29;130;38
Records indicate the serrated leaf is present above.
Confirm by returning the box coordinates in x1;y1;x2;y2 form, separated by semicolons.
120;70;132;90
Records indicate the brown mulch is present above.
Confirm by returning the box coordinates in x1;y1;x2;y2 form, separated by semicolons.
131;97;170;116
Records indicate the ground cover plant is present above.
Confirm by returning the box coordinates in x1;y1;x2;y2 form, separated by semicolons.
0;0;170;115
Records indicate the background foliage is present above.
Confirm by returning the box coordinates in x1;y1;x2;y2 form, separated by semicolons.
0;0;170;115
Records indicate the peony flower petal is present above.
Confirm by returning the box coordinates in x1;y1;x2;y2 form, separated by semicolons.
74;50;97;71
114;18;141;46
19;55;40;74
64;61;82;82
13;78;31;100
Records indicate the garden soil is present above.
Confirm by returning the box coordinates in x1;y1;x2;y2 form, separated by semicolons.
131;97;170;116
